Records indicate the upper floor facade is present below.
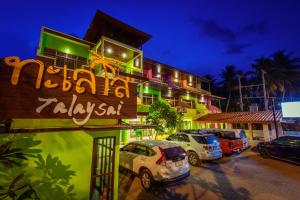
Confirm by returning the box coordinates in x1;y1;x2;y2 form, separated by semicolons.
36;10;222;115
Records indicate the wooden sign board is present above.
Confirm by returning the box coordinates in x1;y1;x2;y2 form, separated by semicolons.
0;56;137;125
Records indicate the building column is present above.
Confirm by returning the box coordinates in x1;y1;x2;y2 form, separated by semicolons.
139;82;143;104
270;123;277;140
226;123;232;129
263;124;271;141
214;123;218;129
248;123;253;141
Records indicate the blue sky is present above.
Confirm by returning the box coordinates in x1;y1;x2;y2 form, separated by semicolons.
1;0;299;78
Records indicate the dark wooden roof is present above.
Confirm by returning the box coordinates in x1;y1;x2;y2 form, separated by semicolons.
84;10;151;48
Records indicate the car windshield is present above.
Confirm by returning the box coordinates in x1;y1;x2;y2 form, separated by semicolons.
163;146;186;160
193;135;218;144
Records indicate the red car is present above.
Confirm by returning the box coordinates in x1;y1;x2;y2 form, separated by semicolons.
207;131;243;155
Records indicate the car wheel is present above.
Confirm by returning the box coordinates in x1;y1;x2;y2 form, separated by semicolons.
188;151;201;166
140;168;153;191
260;149;270;159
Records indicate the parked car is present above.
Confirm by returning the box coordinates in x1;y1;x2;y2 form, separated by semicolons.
205;130;244;155
166;133;222;166
119;140;190;191
257;136;300;164
197;128;249;150
220;129;249;150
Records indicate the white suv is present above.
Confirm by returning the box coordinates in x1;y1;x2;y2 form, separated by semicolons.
119;140;190;191
166;133;223;166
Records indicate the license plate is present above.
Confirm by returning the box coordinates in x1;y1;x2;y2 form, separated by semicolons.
175;160;183;167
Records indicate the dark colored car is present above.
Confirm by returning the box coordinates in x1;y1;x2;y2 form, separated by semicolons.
257;136;300;164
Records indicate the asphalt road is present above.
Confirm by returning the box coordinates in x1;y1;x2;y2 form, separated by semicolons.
118;148;300;200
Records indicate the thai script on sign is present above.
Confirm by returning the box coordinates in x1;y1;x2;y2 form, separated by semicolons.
1;51;136;125
3;50;130;98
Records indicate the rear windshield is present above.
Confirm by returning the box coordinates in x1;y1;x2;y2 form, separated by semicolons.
221;131;236;139
163;147;186;160
193;135;218;144
240;130;247;138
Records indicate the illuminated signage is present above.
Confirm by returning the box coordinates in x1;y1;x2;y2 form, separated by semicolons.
0;51;137;125
281;102;300;118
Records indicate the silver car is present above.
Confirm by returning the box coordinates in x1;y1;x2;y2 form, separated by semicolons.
166;133;223;166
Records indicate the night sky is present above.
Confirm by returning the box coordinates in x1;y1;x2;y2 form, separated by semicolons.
1;0;300;78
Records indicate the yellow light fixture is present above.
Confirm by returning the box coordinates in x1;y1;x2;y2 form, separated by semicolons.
106;47;113;54
121;53;127;58
65;48;70;54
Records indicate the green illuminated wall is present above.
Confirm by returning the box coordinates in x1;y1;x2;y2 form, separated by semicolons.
139;87;161;97
39;32;90;58
0;119;120;200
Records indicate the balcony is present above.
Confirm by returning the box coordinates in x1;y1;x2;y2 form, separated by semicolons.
42;48;87;69
95;37;143;74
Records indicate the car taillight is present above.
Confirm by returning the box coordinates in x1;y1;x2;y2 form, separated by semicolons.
204;145;212;152
156;147;167;165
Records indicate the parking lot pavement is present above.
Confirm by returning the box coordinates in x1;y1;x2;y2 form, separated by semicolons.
118;148;300;200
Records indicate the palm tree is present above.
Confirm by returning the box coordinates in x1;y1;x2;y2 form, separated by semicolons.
249;51;300;102
271;51;300;100
219;65;239;112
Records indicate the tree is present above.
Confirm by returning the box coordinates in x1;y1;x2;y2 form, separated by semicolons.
219;65;239;112
0;141;39;199
249;51;300;101
146;99;183;134
271;51;300;99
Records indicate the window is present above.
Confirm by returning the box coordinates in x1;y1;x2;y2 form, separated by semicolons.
132;145;147;156
146;147;156;156
251;123;263;130
203;135;218;144
177;134;190;142
273;136;289;145
122;143;136;152
163;147;186;160
192;136;205;144
90;137;116;200
239;130;247;138
182;99;195;109
142;93;158;105
167;134;178;141
232;123;249;130
220;131;236;139
287;137;300;146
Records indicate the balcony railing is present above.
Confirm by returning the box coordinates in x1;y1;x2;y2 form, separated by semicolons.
42;48;87;69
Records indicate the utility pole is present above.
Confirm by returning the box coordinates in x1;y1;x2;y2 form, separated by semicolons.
238;75;244;112
261;70;268;110
272;98;279;138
